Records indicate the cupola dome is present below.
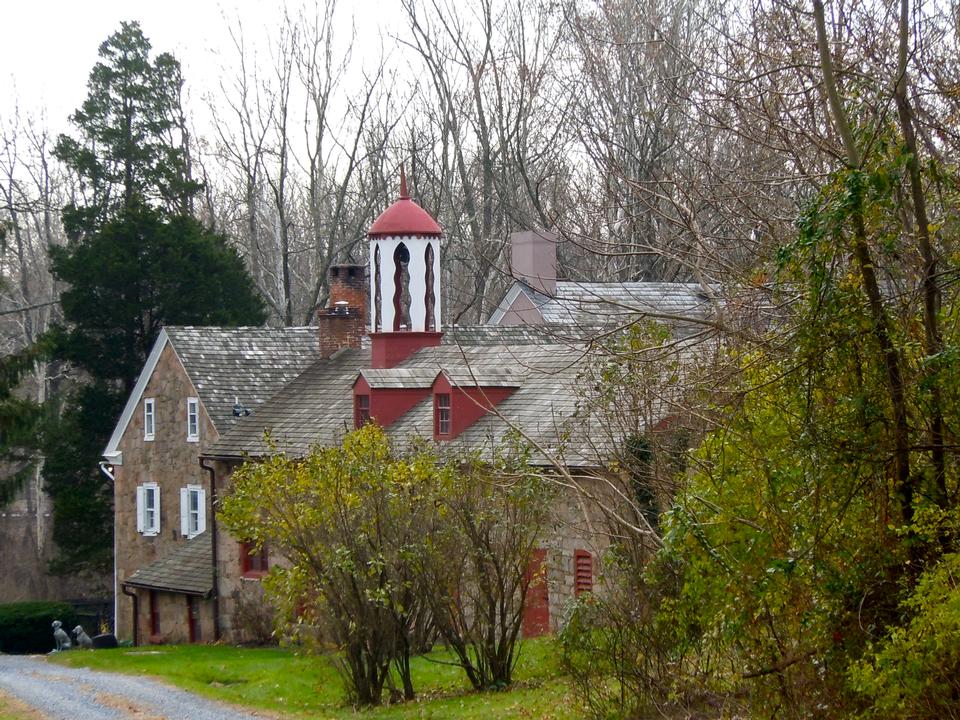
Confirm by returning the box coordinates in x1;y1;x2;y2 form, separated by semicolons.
367;167;444;369
368;173;442;238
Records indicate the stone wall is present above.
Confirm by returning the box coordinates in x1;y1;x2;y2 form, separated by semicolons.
0;469;109;603
114;343;218;642
128;588;215;645
541;475;613;632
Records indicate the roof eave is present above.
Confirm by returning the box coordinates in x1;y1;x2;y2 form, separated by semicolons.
121;579;213;598
102;328;170;461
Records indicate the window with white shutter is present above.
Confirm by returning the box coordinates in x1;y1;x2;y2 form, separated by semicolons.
137;483;160;536
180;485;205;538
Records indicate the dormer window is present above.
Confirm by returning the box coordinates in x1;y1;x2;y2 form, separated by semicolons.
355;394;370;428
435;393;451;436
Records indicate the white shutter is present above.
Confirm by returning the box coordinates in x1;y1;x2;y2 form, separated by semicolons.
136;486;145;533
197;488;207;535
154;485;161;533
180;487;189;536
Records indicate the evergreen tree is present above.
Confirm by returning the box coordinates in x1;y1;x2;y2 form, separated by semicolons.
0;344;47;506
49;205;266;393
43;23;266;574
54;21;200;235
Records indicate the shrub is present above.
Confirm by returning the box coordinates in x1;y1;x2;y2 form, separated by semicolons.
848;552;960;719
559;553;716;720
417;449;553;690
0;601;79;654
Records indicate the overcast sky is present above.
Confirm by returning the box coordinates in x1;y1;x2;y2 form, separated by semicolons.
1;0;401;135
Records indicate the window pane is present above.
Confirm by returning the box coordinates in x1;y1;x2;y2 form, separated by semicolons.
187;398;199;438
436;394;451;435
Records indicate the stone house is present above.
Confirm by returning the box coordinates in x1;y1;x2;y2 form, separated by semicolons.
104;179;711;645
102;326;319;644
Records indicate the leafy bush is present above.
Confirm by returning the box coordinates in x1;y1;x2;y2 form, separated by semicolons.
221;426;551;706
0;601;79;654
559;553;720;720
848;552;960;719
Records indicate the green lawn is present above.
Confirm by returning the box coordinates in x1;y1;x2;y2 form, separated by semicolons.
48;638;580;719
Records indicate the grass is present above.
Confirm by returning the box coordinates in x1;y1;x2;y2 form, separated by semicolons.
48;637;579;719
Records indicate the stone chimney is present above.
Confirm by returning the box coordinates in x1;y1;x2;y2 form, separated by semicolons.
510;229;557;296
318;264;366;359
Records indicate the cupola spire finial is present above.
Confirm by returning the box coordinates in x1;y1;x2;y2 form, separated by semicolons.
399;163;409;199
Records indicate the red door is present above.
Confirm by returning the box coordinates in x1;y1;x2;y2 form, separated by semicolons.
522;548;550;637
187;596;201;643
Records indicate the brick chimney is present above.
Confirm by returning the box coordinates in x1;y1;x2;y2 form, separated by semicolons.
510;229;557;296
318;264;366;359
329;264;366;307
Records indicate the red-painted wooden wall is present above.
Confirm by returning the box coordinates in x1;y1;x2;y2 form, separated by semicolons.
522;548;550;637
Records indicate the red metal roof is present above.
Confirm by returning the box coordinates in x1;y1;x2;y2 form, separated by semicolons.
368;197;442;237
368;173;442;237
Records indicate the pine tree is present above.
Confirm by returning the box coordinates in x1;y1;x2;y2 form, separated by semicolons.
54;21;201;236
42;22;266;574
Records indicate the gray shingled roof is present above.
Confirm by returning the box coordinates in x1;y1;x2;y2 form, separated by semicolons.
540;281;715;325
204;334;606;466
490;281;716;335
360;368;438;389
165;326;320;432
206;346;372;459
387;344;593;464
442;366;525;387
123;534;213;596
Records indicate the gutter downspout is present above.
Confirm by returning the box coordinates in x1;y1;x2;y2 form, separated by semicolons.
99;462;119;637
120;585;138;646
200;458;221;642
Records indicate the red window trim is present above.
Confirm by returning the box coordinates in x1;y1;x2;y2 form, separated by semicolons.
241;540;269;578
435;393;451;436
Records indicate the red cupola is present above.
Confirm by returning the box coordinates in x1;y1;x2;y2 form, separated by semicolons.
367;167;443;368
368;172;442;238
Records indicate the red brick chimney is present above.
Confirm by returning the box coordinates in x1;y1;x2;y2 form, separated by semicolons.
318;265;366;359
328;265;366;307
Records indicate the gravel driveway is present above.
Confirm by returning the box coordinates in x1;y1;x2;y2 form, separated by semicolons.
0;654;269;720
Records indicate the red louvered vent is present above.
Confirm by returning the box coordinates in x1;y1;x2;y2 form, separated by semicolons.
574;550;593;596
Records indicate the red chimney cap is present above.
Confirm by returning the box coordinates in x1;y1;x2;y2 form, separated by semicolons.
368;172;442;238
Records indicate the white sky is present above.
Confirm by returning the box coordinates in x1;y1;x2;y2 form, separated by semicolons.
1;0;404;135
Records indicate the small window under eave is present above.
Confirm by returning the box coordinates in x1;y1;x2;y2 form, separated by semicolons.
435;393;452;437
355;394;371;429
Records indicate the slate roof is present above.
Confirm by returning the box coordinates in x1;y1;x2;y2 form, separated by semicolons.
204;325;596;461
360;368;438;389
204;334;609;466
123;533;213;596
387;344;595;465
165;326;320;432
488;280;717;334
206;346;373;459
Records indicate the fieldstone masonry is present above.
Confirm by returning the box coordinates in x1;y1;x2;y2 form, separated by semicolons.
115;343;217;643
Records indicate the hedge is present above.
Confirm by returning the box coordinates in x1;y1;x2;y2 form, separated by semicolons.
0;601;94;654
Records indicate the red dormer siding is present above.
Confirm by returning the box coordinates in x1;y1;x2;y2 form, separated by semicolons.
370;331;442;369
353;375;432;430
432;374;516;440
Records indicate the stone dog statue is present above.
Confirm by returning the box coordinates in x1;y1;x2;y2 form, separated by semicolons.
51;620;71;651
73;625;94;649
